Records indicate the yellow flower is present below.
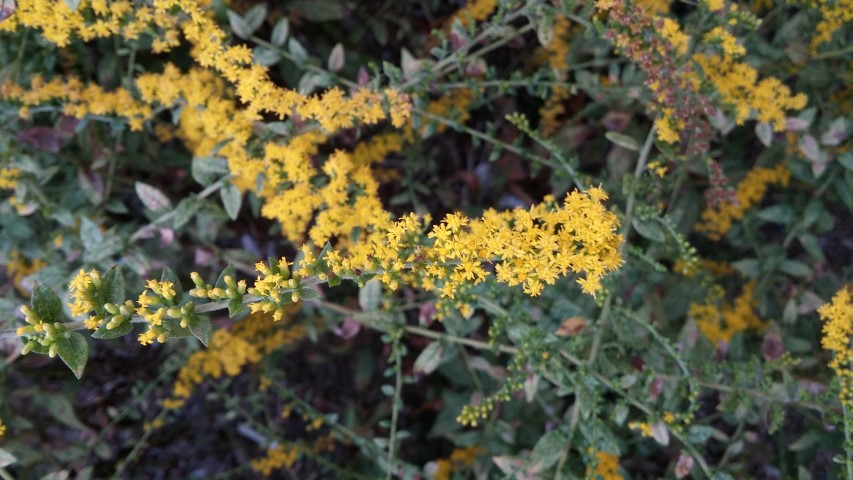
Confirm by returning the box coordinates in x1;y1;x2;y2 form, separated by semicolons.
696;163;790;240
818;287;853;408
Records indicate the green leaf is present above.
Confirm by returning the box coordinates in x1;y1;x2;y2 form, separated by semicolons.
289;0;346;21
135;181;171;211
529;429;565;472
413;341;444;374
160;267;183;302
0;448;16;468
271;18;289;46
253;46;281;66
220;183;242;220
32;281;62;323
352;311;397;333
779;260;812;278
839;152;853;171
755;122;773;147
56;332;88;379
161;319;193;338
327;43;345;72
92;320;132;339
288;38;308;63
79;217;103;252
243;4;267;33
632;217;665;242
189;316;212;347
605;132;640;151
227;10;252;39
359;279;382;311
191;156;228;186
216;264;237;290
101;266;126;306
756;205;797;224
228;298;248;318
688;425;715;444
173;197;202;229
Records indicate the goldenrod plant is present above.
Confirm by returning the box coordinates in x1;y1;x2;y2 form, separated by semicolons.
0;0;851;478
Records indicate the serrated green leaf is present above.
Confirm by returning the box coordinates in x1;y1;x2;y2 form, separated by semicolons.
92;320;133;339
220;183;242;220
189;316;212;347
32;281;62;323
56;332;88;379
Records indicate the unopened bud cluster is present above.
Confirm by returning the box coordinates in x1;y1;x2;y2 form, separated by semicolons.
17;305;66;357
189;272;246;301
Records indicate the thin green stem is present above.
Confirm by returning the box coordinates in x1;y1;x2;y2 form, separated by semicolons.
386;334;404;480
587;123;657;365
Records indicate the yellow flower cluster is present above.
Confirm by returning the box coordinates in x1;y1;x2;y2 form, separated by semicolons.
704;26;745;57
4;0;412;129
163;311;306;410
67;269;102;326
1;75;153;130
694;53;808;131
325;187;623;298
0;0;179;47
543;16;576;73
637;0;671;15
431;446;481;480
0;167;20;190
0;419;5;439
135;279;178;345
660;18;689;57
5;251;46;295
251;444;298;476
587;451;624;480
817;287;853;408
808;0;853;52
695;163;791;240
689;282;764;345
448;0;498;27
539;87;571;138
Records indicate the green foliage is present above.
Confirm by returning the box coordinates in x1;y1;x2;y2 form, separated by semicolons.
0;0;851;478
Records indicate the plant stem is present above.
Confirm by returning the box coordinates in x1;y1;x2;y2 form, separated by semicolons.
386;334;404;480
